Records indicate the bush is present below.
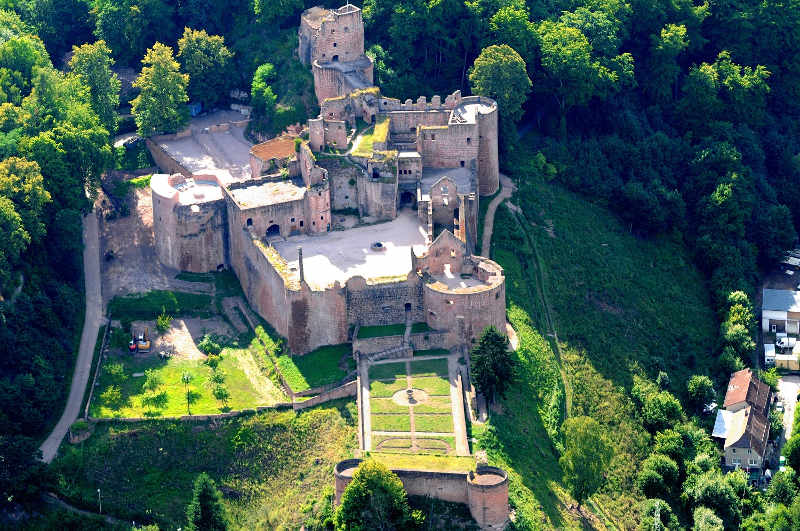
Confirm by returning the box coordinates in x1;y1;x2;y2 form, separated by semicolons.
642;391;684;432
100;385;123;408
783;435;800;471
70;420;89;433
198;334;223;357
636;454;679;498
156;307;173;333
104;362;128;385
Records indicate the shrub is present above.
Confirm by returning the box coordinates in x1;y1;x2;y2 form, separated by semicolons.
642;391;683;432
100;385;123;408
156;306;173;333
783;435;800;471
206;354;221;370
636;454;679;498
294;137;302;152
70;420;89;433
198;334;223;357
104;362;128;385
638;498;678;530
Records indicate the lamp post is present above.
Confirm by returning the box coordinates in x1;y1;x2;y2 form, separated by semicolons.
97;488;102;514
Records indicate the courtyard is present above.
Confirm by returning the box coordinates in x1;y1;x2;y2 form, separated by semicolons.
274;210;428;289
360;353;469;457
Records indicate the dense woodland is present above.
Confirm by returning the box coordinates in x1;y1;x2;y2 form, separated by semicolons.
1;0;800;527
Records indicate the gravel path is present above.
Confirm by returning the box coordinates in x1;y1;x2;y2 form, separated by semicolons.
40;213;103;463
480;174;515;257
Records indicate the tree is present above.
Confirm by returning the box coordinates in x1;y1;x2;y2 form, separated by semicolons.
252;0;302;26
693;506;724;531
470;326;514;403
131;43;189;137
765;467;797;506
488;6;537;66
212;384;229;408
783;435;800;471
142;368;162;393
0;156;49;245
0;435;50;507
250;63;277;121
335;459;421;530
687;375;714;412
642;24;688;102
93;0;177;66
185;472;228;531
181;371;193;414
683;471;742;528
68;40;121;134
642;391;683;432
638;498;678;530
177;28;233;109
636;453;679;498
559;416;613;508
469;44;531;126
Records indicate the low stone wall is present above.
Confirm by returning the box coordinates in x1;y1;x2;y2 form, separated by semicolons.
353;333;404;355
333;460;509;530
293;380;357;410
146;138;192;177
408;330;448;351
294;371;357;397
87;403;293;423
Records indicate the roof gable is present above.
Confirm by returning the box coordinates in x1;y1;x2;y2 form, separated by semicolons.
724;368;770;413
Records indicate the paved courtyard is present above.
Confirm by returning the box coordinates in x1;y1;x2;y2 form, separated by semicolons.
778;375;800;440
274;211;427;289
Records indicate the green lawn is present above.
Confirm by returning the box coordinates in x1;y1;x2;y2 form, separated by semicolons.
52;402;359;530
411;322;433;333
90;333;284;418
108;290;212;322
357;323;406;338
371;413;412;431
368;453;474;473
409;358;449;377
413;376;451;396
372;435;456;455
412;396;452;413
276;343;354;393
413;413;453;433
369;379;408;398
370;397;411;414
369;361;407;380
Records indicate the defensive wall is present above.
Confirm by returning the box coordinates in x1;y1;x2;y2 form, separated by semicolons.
334;459;509;530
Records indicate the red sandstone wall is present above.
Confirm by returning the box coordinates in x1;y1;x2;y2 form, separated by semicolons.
304;184;332;233
476;103;499;196
312;9;364;63
418;123;480;169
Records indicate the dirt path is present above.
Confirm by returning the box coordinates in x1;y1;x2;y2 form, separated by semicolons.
358;357;372;451
448;355;470;456
40;213;103;463
42;492;126;526
480;174;515;257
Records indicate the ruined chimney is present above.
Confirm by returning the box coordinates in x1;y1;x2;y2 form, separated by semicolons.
298;246;305;283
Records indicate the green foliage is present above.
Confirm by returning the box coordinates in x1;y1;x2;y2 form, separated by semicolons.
250;63;276;121
335;460;422;531
104;362;128;386
470;326;514;403
765;467;797;506
156;306;173;333
131;42;189;137
687;374;715;412
177;27;233;108
0;435;50;507
68;40;121;134
693;506;724;531
185;472;228;530
641;390;684;432
469;44;530;126
100;385;123;408
197;334;223;356
638;498;679;530
784;435;800;472
252;0;302;26
559;416;613;506
636;454;679;499
108;290;212;321
93;0;176;66
142;368;162;393
683;471;742;528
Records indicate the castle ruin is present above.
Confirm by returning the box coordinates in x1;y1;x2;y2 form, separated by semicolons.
148;3;506;356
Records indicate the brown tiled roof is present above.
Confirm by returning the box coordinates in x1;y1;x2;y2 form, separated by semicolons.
726;406;769;457
250;136;296;161
723;368;770;413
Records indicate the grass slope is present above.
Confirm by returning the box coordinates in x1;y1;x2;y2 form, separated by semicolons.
480;167;716;528
276;343;355;393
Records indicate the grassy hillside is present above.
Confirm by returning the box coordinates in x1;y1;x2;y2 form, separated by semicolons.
480;161;717;527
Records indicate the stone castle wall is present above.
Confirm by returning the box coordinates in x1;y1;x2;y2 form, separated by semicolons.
302;6;364;65
318;158;360;211
418;123;480;170
345;275;424;326
472;98;500;196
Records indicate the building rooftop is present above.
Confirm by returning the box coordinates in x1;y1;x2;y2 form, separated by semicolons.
301;6;329;28
421;167;474;196
724;406;769;456
250;136;297;161
228;179;306;208
763;288;800;312
449;99;495;125
151;173;224;205
273;211;427;290
723;368;770;413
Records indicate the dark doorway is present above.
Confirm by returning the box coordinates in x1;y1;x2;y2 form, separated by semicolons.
400;191;415;206
332;54;339;62
266;224;280;237
405;303;412;312
372;168;380;179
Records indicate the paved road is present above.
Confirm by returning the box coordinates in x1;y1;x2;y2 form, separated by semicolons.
480;174;515;257
39;213;103;463
778;375;800;440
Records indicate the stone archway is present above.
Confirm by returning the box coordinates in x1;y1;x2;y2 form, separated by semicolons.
266;224;280;238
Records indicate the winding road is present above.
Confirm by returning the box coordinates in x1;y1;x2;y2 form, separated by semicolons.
39;212;103;463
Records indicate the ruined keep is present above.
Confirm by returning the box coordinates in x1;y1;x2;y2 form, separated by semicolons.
149;3;505;356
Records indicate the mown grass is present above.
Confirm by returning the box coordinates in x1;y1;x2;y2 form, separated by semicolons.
275;343;354;393
370;397;410;414
371;413;411;431
414;413;453;433
367;452;474;473
409;358;448;377
108;290;212;323
413;376;451;396
412;396;452;413
357;323;406;338
90;333;284;418
411;322;433;333
369;361;407;380
369;379;407;397
52;402;359;530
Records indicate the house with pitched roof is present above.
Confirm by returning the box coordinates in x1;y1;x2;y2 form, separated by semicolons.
712;369;773;469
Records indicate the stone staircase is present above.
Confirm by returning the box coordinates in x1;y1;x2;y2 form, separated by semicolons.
366;345;412;363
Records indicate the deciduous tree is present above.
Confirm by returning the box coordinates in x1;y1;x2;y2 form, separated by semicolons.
131;43;189;137
177;28;233;109
69;40;120;134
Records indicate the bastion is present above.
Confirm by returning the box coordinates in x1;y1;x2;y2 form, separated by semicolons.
334;459;510;530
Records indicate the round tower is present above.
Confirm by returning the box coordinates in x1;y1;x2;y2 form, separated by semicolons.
467;466;510;529
475;97;499;196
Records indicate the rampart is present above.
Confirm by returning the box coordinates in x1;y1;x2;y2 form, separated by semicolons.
334;460;509;530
